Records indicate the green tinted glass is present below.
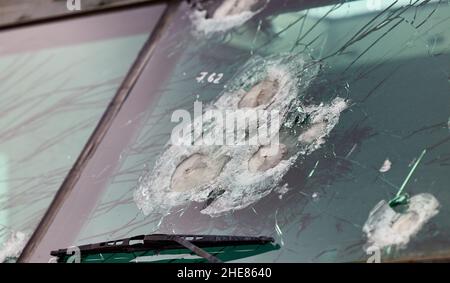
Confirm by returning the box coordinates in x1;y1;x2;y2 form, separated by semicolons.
27;0;450;263
0;5;166;262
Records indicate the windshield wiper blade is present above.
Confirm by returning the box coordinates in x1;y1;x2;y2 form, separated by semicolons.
50;234;275;263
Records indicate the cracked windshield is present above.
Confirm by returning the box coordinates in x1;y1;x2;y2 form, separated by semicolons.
60;0;450;263
6;0;450;263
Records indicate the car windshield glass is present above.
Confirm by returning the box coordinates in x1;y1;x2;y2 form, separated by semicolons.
27;0;450;263
0;5;166;262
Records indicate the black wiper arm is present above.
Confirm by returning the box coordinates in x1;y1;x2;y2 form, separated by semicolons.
50;234;275;263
